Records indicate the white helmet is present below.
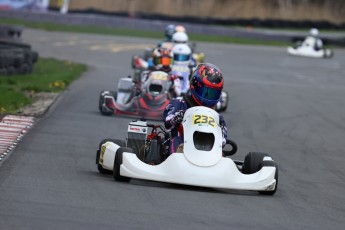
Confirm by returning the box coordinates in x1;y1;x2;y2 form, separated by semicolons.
172;32;189;44
175;25;186;33
172;44;191;63
310;28;319;36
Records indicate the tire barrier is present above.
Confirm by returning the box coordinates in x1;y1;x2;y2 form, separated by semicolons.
0;115;35;162
0;26;39;76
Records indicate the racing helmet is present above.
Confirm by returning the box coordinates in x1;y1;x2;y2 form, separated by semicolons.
142;71;169;105
190;63;224;108
172;44;191;63
172;32;189;44
175;25;186;33
165;24;176;41
310;28;319;36
152;48;173;72
145;72;168;95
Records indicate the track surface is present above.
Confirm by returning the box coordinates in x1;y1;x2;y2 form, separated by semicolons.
0;29;345;229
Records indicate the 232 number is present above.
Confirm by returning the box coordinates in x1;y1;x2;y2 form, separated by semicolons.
193;115;215;127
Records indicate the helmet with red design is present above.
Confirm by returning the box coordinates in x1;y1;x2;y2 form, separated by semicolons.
190;63;224;108
151;47;173;72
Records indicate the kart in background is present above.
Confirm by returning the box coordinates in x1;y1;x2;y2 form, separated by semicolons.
98;71;171;120
287;41;333;58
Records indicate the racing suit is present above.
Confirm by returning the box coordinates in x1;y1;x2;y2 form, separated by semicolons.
163;94;228;154
303;35;323;51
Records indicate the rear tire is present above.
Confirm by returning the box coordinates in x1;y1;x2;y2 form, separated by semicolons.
242;152;278;195
113;147;134;182
326;49;334;58
96;139;126;174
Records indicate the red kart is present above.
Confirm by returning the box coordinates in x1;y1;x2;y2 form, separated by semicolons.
99;71;171;120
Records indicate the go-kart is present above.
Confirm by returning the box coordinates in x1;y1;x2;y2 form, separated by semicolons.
98;71;171;120
96;106;278;195
287;41;333;58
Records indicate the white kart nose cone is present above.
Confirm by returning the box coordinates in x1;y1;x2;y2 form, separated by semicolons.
182;106;223;166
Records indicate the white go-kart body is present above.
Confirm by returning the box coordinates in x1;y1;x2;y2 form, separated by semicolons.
97;106;277;194
287;38;333;58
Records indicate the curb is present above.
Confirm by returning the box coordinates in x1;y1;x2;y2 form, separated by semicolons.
0;115;34;162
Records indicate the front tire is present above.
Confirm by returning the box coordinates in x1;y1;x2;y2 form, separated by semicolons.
221;91;229;112
96;139;126;174
242;152;278;195
113;147;134;182
99;91;115;116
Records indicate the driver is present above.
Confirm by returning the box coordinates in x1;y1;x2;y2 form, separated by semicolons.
158;24;176;50
163;63;228;154
138;47;173;82
303;28;323;51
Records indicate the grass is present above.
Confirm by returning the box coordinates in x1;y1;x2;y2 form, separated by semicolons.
0;58;87;113
0;17;290;46
0;18;163;38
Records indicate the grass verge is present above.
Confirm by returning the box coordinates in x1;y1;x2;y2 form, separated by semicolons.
0;17;290;46
0;58;87;114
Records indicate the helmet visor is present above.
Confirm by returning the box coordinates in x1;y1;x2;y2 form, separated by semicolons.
174;53;190;62
161;56;172;66
193;83;221;100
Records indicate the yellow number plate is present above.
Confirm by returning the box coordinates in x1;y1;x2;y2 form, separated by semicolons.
151;72;168;80
192;114;215;127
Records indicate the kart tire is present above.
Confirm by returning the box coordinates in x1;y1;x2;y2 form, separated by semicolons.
96;139;126;174
259;161;278;196
6;66;15;76
131;55;136;69
223;139;238;156
113;147;134;182
242;152;269;174
221;91;229;112
17;63;29;74
242;152;278;195
143;49;152;61
324;49;334;59
99;91;113;116
31;51;39;63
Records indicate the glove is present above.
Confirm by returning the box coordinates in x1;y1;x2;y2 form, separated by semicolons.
171;110;185;126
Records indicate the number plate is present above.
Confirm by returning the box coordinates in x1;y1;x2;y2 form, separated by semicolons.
192;114;215;127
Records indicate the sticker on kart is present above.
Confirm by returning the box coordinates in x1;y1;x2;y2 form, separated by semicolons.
150;72;168;80
99;142;112;164
192;114;215;127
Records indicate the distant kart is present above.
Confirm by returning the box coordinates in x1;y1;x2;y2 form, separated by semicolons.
287;42;333;58
98;71;171;120
96;106;278;195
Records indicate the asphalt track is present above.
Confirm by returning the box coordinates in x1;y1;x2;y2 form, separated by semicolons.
0;29;345;230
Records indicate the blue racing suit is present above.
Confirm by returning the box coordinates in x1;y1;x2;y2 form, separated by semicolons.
163;95;228;154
